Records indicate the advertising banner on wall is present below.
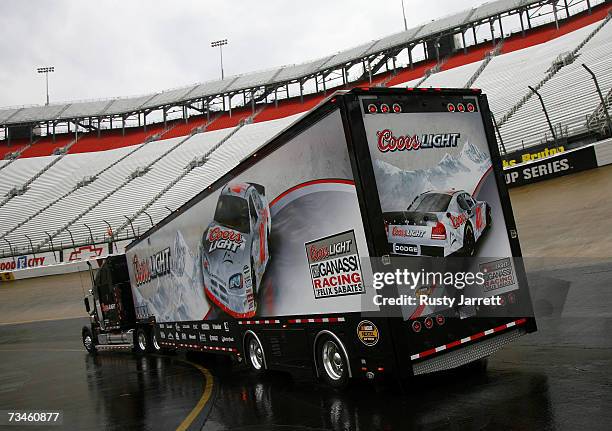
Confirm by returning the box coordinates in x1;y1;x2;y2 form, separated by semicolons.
504;145;598;188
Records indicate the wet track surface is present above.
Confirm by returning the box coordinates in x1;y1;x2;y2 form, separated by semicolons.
2;166;612;430
1;262;611;430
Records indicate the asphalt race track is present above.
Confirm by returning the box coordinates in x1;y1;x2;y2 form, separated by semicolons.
1;166;612;430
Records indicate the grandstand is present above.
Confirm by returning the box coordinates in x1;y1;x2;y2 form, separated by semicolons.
0;0;611;261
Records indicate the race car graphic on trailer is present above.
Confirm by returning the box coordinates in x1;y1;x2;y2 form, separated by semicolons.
384;190;490;257
200;183;271;318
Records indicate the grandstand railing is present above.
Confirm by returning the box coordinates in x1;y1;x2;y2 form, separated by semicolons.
33;114;224;252
498;12;612;129
464;41;504;88
113;107;265;240
586;87;612;135
0;136;80;208
0;126;176;243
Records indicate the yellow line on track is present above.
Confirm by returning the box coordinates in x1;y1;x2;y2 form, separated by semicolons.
176;360;215;431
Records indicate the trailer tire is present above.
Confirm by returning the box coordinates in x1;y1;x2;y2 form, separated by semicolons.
462;223;476;256
151;330;162;353
134;327;150;353
244;332;266;373
82;327;97;354
316;333;349;389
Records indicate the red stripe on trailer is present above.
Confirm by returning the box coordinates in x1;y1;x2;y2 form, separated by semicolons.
237;319;281;325
270;179;355;207
287;317;346;324
410;319;527;361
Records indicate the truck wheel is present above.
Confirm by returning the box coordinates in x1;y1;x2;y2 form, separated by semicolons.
317;334;349;389
82;327;97;354
135;327;150;353
151;330;162;353
245;333;265;373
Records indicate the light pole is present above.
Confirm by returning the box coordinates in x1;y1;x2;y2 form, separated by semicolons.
37;66;55;105
211;39;228;80
401;0;408;31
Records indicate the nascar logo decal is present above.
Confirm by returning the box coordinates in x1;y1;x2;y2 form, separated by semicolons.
377;129;460;153
357;320;379;347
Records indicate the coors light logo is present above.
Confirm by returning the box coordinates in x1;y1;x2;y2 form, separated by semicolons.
133;247;172;286
377;129;460;153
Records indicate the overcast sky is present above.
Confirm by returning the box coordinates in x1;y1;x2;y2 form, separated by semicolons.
0;0;486;107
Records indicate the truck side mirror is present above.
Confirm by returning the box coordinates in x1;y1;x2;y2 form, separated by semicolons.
84;297;91;313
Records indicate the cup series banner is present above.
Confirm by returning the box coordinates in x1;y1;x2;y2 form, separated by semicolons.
504;145;598;188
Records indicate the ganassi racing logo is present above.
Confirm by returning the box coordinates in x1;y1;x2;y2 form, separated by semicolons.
207;227;244;253
377;129;460;153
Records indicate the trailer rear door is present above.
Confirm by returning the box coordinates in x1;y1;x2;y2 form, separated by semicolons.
342;88;536;376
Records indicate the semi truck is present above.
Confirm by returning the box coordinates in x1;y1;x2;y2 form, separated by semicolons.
81;87;536;387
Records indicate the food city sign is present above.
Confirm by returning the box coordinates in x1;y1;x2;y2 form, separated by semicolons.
0;255;47;272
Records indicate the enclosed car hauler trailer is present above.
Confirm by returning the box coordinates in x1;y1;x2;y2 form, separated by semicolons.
82;88;536;387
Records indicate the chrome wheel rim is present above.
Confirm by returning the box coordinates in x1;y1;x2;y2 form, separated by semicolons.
138;331;147;351
152;332;160;351
322;340;344;381
83;335;93;351
248;338;264;370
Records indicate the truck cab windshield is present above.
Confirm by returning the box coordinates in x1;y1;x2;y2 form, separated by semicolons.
408;193;452;212
214;195;250;233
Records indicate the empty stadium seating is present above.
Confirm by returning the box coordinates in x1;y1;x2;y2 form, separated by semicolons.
1;2;611;259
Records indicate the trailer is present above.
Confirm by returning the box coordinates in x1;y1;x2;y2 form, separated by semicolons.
82;87;536;387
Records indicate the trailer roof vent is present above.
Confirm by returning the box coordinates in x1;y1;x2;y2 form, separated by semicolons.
128;167;150;179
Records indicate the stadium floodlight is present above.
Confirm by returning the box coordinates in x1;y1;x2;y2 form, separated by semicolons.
37;66;55;106
211;39;228;80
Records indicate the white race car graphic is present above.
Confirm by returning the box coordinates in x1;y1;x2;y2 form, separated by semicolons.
384;190;490;257
201;183;271;318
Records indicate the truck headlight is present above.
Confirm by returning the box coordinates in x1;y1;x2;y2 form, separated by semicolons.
229;273;243;289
